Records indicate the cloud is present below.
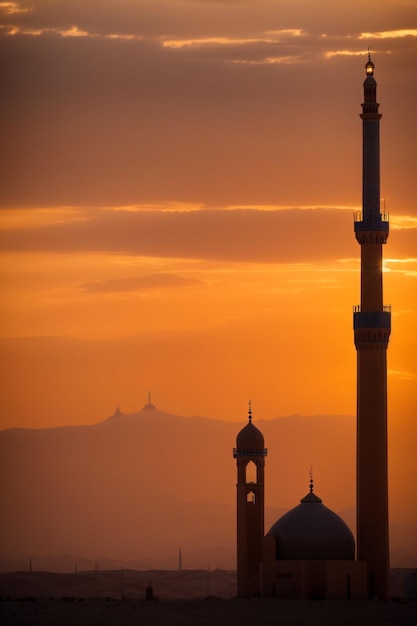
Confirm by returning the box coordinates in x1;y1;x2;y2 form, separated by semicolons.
1;207;416;263
0;23;144;39
1;29;415;211
163;29;303;49
0;21;308;74
391;216;417;230
389;369;417;381
0;1;31;15
384;258;417;277
79;273;204;293
325;49;374;59
1;1;415;49
0;1;416;213
359;29;417;40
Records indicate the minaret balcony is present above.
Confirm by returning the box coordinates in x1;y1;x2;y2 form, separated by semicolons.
233;447;268;458
353;307;391;331
354;211;389;233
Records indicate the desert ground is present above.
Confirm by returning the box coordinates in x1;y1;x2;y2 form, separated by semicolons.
0;569;416;626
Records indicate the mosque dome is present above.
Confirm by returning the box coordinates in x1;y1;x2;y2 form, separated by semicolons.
267;488;355;561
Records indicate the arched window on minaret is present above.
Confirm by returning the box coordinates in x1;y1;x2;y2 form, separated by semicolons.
246;460;257;483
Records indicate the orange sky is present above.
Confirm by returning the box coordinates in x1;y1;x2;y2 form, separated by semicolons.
0;0;416;436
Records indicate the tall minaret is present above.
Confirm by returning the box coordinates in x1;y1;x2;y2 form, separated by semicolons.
353;54;391;599
233;403;267;597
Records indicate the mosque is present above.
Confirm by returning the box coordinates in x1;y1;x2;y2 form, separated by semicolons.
233;56;390;600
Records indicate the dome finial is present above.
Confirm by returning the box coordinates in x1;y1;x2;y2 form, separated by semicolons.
309;465;314;493
248;400;252;422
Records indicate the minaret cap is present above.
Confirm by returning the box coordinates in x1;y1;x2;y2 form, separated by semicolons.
233;401;267;457
365;51;375;76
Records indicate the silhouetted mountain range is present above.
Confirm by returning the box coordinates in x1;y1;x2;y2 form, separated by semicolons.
0;409;415;571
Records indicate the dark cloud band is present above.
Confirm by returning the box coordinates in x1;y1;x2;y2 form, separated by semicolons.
1;207;415;262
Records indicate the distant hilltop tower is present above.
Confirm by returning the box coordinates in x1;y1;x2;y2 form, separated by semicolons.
143;391;156;410
233;402;267;597
353;54;391;599
112;405;123;418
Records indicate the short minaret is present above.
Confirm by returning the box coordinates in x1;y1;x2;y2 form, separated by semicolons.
353;54;391;599
233;402;267;597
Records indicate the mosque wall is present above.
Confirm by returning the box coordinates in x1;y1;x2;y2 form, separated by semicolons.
262;533;366;599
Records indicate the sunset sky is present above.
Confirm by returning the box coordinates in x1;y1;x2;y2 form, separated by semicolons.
0;0;416;439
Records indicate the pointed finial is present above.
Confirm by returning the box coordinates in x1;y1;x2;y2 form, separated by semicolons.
368;46;371;62
309;465;314;493
248;400;252;422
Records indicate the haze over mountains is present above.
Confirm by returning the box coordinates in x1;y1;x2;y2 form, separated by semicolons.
1;408;415;572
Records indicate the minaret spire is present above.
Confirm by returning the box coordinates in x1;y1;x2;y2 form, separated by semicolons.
353;55;391;599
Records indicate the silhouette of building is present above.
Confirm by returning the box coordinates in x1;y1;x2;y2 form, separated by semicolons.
233;56;390;600
353;54;390;599
233;402;267;597
233;410;366;599
267;471;355;562
263;474;366;599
